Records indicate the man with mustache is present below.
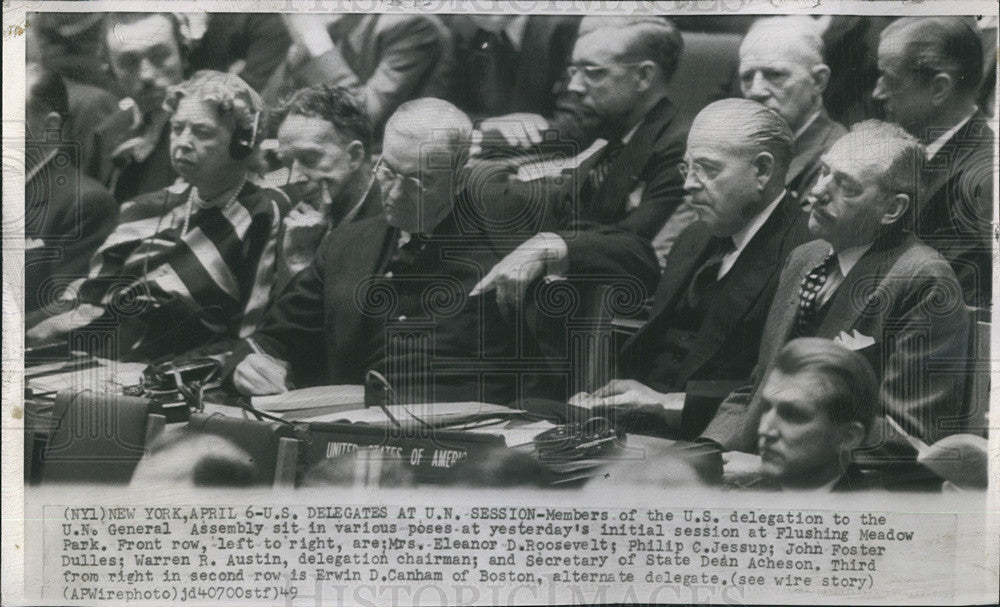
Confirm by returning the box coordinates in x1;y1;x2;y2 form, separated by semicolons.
739;16;847;201
569;99;810;438
699;120;968;477
88;13;188;203
27;71;286;361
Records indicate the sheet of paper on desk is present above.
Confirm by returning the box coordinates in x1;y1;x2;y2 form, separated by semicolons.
25;359;148;395
459;419;556;447
252;385;365;412
327;401;521;426
514;138;607;182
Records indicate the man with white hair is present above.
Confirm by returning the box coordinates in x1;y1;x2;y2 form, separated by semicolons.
739;16;847;200
230;99;523;406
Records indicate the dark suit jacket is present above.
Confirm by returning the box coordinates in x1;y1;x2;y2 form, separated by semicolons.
189;14;292;93
445;15;581;122
24;157;118;319
263;14;456;133
917;111;994;308
230;203;523;404
559;96;688;246
619;193;809;400
701;231;969;455
64;79;118;175
786;110;847;201
88;107;175;204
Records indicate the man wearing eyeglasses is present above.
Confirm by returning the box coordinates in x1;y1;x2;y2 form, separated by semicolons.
229;99;523;406
472;19;689;310
568;99;810;439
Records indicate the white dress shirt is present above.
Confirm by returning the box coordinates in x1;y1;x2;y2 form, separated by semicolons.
814;243;872;308
924;109;977;160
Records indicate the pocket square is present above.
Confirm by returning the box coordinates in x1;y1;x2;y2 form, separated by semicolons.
834;329;875;350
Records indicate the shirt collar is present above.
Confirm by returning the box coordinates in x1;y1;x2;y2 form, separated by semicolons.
925;109;977;160
793;110;822;141
504;16;528;53
730;190;786;254
831;242;872;277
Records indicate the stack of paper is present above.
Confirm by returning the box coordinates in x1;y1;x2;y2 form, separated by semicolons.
252;385;366;418
515;138;608;182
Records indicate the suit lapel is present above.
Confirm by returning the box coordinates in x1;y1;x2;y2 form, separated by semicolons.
816;232;907;338
770;243;827;356
787;111;841;186
332;221;396;354
651;226;713;318
594;97;675;217
919;111;990;220
681;195;800;377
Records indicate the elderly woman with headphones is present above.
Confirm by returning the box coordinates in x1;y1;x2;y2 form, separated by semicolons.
27;70;288;362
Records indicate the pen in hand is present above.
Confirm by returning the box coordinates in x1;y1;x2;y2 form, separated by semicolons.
246;337;295;392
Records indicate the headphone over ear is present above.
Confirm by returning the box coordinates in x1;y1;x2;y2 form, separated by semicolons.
229;110;260;160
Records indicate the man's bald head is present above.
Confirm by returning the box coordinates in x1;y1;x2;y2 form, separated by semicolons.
739;16;830;133
690;98;793;173
379;99;472;233
683;99;792;237
384;98;473;162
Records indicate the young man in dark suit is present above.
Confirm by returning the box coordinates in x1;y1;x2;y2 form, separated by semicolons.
89;13;189;203
230;99;524;405
699;121;969;475
755;338;878;492
570;99;811;439
874;16;994;307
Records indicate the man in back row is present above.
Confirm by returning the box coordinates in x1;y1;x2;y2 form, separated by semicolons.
738;16;847;201
873;16;993;307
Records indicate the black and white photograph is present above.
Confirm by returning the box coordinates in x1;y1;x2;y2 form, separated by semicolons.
3;1;998;605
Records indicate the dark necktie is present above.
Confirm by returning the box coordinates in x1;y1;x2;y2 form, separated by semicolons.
386;233;428;272
470;30;516;116
794;252;838;337
587;139;624;198
685;237;736;309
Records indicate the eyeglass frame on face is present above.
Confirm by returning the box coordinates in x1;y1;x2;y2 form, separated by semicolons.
676;160;723;182
372;155;425;197
566;61;648;84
